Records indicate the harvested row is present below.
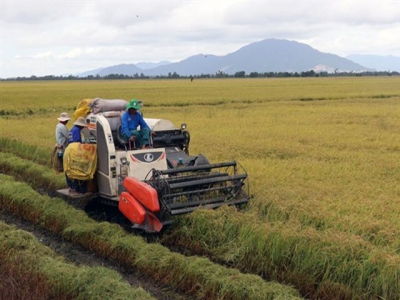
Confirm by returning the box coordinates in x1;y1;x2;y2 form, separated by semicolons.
0;151;65;191
0;169;302;300
0;221;154;300
0;137;51;166
162;207;400;300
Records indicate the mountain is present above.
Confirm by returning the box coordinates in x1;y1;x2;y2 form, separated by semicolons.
346;54;400;72
135;61;171;70
80;62;172;77
78;39;372;77
77;67;104;77
97;63;143;76
145;39;370;76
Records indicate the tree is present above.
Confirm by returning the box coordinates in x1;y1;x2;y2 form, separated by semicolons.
215;70;227;78
234;71;245;78
301;70;316;77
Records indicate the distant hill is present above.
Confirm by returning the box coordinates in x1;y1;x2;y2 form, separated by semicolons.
77;67;104;77
79;62;171;77
78;39;372;77
97;64;143;77
135;61;171;70
346;54;400;72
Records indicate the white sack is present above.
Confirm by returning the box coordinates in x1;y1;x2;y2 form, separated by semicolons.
90;98;128;114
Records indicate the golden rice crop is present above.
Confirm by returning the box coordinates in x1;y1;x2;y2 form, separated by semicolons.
2;77;400;298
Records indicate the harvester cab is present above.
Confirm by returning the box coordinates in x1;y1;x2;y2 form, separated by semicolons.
58;98;250;233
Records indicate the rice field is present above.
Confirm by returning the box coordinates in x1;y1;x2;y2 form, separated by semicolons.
1;76;400;299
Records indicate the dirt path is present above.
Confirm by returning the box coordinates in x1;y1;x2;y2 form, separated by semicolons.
0;208;186;300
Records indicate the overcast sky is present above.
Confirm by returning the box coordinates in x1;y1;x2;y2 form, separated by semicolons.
1;0;400;78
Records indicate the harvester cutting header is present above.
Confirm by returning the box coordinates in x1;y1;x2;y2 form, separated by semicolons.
57;98;250;232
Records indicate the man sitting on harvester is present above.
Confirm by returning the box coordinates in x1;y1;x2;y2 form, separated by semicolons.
120;99;152;149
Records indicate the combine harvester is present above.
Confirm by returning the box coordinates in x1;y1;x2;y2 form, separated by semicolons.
57;98;250;232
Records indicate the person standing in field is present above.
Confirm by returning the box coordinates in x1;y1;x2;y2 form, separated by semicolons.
120;99;153;149
55;112;70;172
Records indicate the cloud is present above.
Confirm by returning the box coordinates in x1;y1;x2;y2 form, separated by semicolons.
3;0;86;24
92;2;179;27
1;0;400;78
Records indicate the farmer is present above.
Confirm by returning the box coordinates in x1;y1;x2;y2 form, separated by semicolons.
66;116;88;194
120;99;153;149
55;112;70;172
68;116;87;144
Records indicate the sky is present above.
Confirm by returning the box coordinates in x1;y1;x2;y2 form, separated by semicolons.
1;0;400;78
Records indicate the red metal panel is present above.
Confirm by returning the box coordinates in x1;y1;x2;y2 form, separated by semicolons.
123;177;160;212
119;192;146;224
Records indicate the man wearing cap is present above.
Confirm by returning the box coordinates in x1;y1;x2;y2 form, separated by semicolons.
120;99;152;149
55;112;70;172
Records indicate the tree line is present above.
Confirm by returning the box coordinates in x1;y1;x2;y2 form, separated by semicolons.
1;70;399;81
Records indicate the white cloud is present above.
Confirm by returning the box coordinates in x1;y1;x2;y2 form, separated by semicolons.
3;0;87;24
1;0;400;78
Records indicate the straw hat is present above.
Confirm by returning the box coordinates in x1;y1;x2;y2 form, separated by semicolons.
73;116;87;127
57;112;70;122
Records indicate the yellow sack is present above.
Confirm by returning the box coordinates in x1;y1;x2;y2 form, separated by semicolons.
63;143;97;180
73;98;93;120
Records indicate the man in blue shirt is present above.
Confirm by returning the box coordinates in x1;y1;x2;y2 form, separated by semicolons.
120;99;152;149
68;116;86;144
